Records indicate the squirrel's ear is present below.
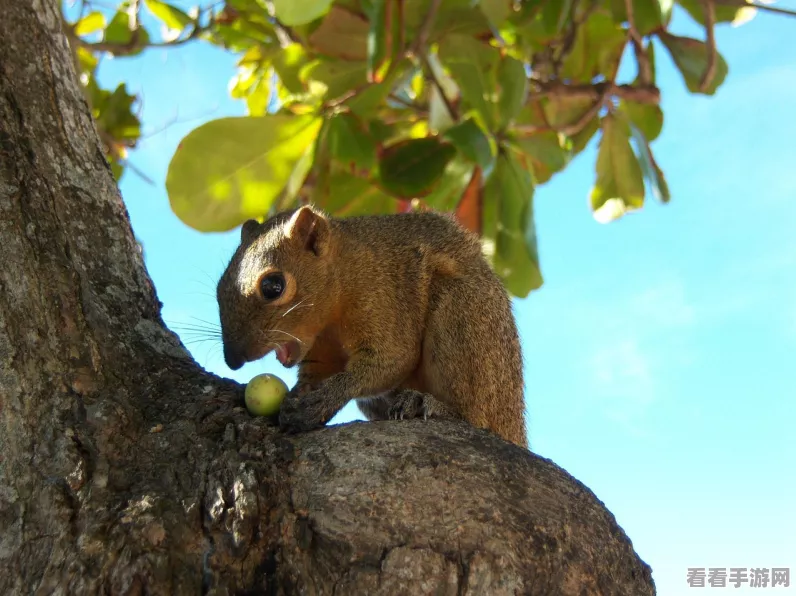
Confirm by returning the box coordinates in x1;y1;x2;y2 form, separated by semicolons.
286;205;329;256
240;219;261;244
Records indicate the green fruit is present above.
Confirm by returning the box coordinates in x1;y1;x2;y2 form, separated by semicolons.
244;373;288;416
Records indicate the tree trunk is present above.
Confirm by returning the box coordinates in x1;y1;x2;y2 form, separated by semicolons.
0;1;656;594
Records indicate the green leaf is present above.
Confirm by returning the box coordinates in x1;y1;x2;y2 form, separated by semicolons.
245;74;273;116
98;83;142;141
541;95;594;129
497;56;528;130
110;158;124;182
512;132;572;184
302;59;368;100
590;114;645;223
378;137;457;198
104;7;151;54
658;33;729;96
620;100;663;142
421;157;474;212
438;34;500;130
76;46;99;75
632;39;657;86
326;112;378;171
442;117;495;171
348;57;411;117
515;0;574;46
367;0;402;83
166;115;322;232
610;0;672;35
482;149;542;297
144;0;193;30
628;122;670;204
272;0;333;26
314;171;397;216
272;44;312;95
676;0;755;26
307;5;369;61
479;0;512;29
570;115;600;156
560;9;626;81
74;11;106;36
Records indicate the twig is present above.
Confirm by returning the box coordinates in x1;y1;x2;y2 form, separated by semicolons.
410;0;442;57
388;93;427;113
624;0;652;85
78;28;204;55
699;0;717;92
422;54;459;121
533;82;660;105
513;93;606;137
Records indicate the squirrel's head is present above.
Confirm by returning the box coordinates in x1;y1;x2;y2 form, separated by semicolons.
216;205;335;371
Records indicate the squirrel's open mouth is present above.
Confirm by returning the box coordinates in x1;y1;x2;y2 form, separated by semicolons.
275;341;301;367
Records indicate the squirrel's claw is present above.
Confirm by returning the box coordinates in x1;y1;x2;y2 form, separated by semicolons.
278;388;330;433
387;390;451;422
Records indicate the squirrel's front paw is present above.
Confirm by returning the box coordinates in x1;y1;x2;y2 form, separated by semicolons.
278;388;330;434
387;390;452;421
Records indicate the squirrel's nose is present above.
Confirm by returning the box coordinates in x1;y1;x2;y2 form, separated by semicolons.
223;342;245;370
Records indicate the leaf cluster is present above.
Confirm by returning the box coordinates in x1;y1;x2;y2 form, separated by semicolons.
63;0;765;296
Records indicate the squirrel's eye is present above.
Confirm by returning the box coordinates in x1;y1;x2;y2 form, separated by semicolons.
259;273;285;301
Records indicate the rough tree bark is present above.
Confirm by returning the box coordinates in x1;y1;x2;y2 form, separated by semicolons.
0;1;656;594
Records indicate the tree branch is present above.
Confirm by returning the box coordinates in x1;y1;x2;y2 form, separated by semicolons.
700;0;717;93
535;82;660;105
422;54;459;121
410;0;442;57
72;22;208;55
625;0;652;85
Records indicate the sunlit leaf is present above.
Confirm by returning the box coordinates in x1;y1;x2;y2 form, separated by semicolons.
302;59;367;99
74;11;106;36
272;0;334;26
272;44;312;95
166;115;322;232
144;0;193;31
590;114;645;223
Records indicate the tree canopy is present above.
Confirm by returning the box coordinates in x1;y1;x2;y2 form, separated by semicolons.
62;0;772;297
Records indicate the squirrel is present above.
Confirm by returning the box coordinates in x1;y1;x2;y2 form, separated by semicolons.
216;204;528;449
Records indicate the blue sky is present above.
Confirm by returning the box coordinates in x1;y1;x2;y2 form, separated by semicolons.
72;2;796;593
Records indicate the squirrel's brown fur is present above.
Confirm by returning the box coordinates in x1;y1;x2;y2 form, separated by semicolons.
216;205;527;448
